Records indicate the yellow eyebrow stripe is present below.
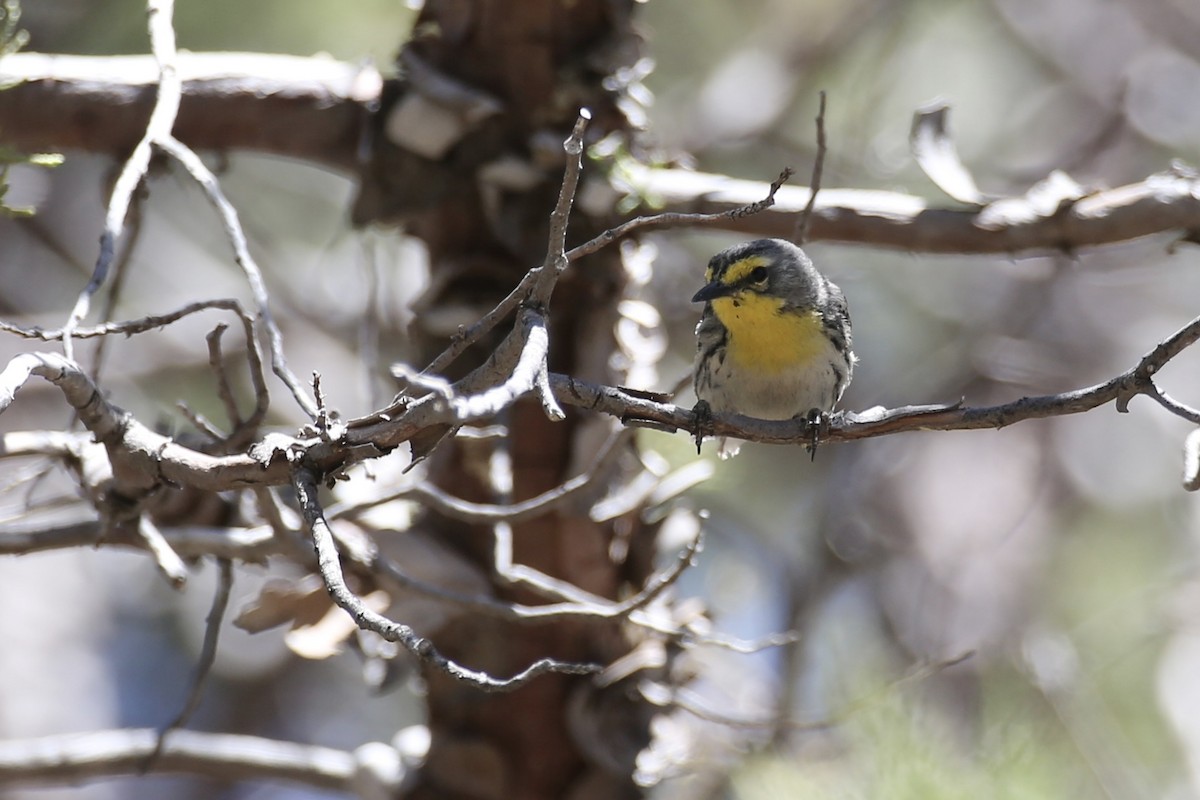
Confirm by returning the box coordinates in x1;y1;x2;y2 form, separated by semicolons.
719;255;768;285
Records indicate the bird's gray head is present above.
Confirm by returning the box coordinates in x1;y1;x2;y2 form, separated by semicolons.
691;238;824;310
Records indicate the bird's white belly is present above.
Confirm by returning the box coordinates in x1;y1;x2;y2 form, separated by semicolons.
698;339;843;419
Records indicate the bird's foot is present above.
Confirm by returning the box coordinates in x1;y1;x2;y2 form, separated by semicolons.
800;408;829;461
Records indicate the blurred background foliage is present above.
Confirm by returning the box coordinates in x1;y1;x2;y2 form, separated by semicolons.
4;0;1200;798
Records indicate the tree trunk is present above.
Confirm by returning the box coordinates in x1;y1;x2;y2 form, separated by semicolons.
357;3;654;797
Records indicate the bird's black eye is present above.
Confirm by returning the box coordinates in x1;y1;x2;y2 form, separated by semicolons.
750;266;769;284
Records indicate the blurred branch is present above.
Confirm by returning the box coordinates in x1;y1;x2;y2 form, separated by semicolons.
624;162;1200;254
366;523;700;627
909;101;992;206
0;516;277;559
10;54;1200;255
147;558;234;768
0;728;362;793
792;90;827;245
0;52;374;169
1185;429;1200;491
87;197;143;379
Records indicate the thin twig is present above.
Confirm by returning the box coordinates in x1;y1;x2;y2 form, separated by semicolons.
418;109;593;380
135;515;189;588
145;558;234;770
3;298;272;446
565;167;794;264
530;110;590;303
419;163;793;379
5;298;249;341
60;0;181;361
792;90;827;245
293;467;601;691
417;274;539;379
445;308;554;422
365;524;702;626
88;200;143;380
1143;383;1200;425
205;324;242;434
155;135;316;418
175;402;225;442
330;428;633;524
357;234;385;412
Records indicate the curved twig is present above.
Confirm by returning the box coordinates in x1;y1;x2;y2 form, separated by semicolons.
60;0;181;361
293;467;601;692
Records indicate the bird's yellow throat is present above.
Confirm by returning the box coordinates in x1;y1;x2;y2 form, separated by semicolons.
712;294;827;375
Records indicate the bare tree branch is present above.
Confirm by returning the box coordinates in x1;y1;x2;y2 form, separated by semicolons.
16;2;314;421
88;198;144;380
60;0;182;361
0;728;360;792
565;167;794;264
530;110;591;305
0;517;285;561
147;558;234;768
548;308;1200;449
135;515;189;588
156;135;317;419
7;302;1200;502
625;162;1200;253
293;467;602;692
0;52;375;169
369;524;703;626
7;53;1200;255
3;298;255;343
792;90;827;245
330;428;634;525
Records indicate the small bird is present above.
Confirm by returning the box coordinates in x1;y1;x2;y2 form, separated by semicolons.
692;238;855;457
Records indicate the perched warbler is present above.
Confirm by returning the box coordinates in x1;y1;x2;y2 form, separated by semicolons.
692;238;855;456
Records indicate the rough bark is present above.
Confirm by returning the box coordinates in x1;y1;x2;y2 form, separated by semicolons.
365;3;652;798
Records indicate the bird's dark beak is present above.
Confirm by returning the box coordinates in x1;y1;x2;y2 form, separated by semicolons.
692;281;733;303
